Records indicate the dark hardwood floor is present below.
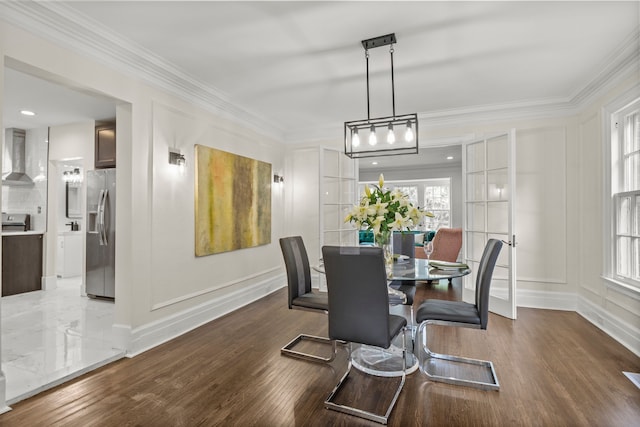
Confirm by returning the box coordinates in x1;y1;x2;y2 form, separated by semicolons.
1;280;638;426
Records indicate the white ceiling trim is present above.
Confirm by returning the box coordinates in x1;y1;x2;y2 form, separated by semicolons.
569;28;640;107
1;2;638;144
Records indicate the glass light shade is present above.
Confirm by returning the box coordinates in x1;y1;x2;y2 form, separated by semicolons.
352;129;360;147
405;121;414;142
387;124;395;144
368;125;377;146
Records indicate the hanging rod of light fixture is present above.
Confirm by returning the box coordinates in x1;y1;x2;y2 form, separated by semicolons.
344;33;418;159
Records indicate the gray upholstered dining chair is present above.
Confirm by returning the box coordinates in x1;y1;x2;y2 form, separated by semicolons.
389;232;417;304
279;236;335;363
322;245;407;425
415;239;503;391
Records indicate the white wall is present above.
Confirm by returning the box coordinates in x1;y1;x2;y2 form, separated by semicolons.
285;147;320;264
47;121;94;288
1;126;48;231
0;21;288;365
575;75;640;355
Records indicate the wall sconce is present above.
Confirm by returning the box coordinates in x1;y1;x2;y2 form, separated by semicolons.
273;174;284;184
62;167;82;184
169;148;186;174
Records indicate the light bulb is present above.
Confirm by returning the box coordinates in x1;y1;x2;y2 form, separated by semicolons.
404;121;414;142
352;128;360;147
386;124;395;144
369;125;377;146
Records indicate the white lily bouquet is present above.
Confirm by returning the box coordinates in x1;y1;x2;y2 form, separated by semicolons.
345;174;433;275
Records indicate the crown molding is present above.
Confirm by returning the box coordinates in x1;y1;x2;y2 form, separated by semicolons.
1;2;638;145
287;28;640;142
570;28;640;107
0;1;285;141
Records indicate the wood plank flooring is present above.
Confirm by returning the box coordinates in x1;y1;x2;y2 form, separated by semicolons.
1;281;638;426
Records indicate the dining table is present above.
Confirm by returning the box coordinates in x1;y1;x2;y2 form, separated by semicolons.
391;257;472;282
352;257;472;378
313;255;472;378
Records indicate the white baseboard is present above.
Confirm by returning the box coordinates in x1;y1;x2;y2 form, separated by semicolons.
577;296;640;357
41;275;57;291
114;274;286;357
0;371;9;414
516;289;577;311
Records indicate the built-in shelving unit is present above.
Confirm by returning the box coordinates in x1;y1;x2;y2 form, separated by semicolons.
319;147;358;250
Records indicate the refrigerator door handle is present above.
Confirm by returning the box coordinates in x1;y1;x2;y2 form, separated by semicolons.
98;189;106;246
101;189;109;246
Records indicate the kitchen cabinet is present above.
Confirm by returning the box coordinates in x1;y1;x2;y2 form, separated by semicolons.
2;233;43;296
56;232;82;278
95;122;116;168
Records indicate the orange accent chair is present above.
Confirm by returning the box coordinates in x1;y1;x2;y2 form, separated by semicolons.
430;228;463;262
428;228;463;284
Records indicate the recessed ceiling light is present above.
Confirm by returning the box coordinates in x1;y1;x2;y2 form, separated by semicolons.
372;161;378;165
446;156;454;160
20;110;36;116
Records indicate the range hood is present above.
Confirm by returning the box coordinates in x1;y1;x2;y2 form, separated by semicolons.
2;128;33;186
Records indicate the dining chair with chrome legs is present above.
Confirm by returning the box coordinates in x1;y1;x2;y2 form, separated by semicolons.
415;239;503;391
322;245;407;425
279;236;336;363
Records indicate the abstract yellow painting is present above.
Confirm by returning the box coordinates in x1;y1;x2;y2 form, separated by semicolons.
194;144;272;256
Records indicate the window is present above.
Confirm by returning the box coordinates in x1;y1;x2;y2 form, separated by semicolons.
612;98;640;288
394;185;419;207
358;178;451;230
423;181;451;229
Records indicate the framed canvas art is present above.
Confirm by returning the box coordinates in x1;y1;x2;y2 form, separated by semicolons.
194;144;271;256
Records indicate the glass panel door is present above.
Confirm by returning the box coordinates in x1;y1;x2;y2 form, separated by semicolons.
462;130;517;319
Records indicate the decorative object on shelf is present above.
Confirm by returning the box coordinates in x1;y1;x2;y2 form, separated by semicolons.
344;33;419;159
194;145;272;256
345;174;433;277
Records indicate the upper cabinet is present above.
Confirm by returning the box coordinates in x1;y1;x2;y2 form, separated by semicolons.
95;122;116;168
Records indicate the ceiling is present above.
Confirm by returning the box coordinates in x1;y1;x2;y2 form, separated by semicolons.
2;1;639;153
3;67;117;130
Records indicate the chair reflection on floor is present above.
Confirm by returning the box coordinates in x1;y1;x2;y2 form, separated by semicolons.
322;245;407;425
415;239;503;391
279;236;335;363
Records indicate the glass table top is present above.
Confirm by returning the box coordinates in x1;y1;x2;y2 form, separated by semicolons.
391;258;471;281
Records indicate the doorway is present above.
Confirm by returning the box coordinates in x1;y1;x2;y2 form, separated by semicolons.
1;63;125;404
358;145;463;229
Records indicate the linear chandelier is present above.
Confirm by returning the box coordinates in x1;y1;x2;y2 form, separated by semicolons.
344;33;418;159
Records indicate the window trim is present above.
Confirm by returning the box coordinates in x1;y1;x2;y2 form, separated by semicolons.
603;84;640;292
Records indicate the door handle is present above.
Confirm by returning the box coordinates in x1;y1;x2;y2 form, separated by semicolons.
100;190;109;246
501;234;516;247
98;189;106;245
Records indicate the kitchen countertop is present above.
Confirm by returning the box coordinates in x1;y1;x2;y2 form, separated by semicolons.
2;231;45;236
58;231;82;236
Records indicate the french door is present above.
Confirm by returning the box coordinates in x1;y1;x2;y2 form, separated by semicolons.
462;130;517;319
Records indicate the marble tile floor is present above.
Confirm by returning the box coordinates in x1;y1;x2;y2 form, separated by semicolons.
1;277;125;405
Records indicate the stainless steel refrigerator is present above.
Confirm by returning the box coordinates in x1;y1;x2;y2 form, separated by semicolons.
86;168;116;299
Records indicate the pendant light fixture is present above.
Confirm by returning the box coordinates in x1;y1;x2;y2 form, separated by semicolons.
344;33;418;159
